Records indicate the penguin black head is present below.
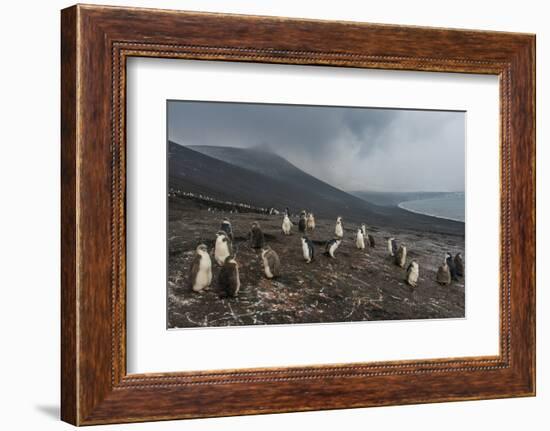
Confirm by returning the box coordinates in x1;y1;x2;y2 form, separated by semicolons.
216;230;228;239
196;244;208;253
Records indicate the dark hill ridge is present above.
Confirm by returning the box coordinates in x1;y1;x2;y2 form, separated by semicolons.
187;145;298;181
187;144;374;210
168;142;464;235
170;142;378;221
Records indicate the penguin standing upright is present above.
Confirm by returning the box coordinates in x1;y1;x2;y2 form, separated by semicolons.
189;244;212;292
261;245;281;279
214;231;232;266
218;255;240;298
436;259;451;285
324;238;342;258
335;216;344;239
406;261;419;287
446;252;459;281
356;228;365;250
367;234;376;248
454;252;464;277
361;223;367;238
387;238;398;256
395;245;407;267
298;211;307;233
301;236;315;263
220;218;233;241
250;222;265;249
306;212;316;231
282;214;292;235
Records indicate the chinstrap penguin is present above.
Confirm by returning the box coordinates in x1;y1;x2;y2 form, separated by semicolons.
436;259;451;285
220;218;233;241
324;238;342;258
301;236;315;263
282;214;292;235
189;244;212;292
406;261;419;287
261;246;281;279
218;255;241;298
454;252;464;277
356;228;365;250
387;238;397;256
214;231;232;266
334;216;344;239
250;222;265;249
395;245;407;268
446;252;459;281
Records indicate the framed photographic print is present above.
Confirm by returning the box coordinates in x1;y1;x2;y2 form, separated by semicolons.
61;4;536;425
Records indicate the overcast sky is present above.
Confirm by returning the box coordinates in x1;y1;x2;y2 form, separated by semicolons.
168;101;465;193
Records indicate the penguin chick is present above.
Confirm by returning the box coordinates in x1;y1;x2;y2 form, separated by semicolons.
367;234;376;248
261;246;281;279
189;244;212;292
395;245;407;268
218;255;240;298
454;252;464;277
282;214;292;235
406;261;419;287
335;217;344;239
250;222;265;249
388;238;397;256
306;213;316;231
298;211;307;233
446;252;459;281
356;228;365;250
436;261;451;285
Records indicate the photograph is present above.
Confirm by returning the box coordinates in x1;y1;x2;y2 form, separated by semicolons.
167;101;466;329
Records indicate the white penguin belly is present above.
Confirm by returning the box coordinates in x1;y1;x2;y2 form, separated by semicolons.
282;220;291;234
214;241;229;265
234;265;241;295
194;255;212;291
262;256;274;278
302;242;311;261
329;243;338;257
335;224;343;237
356;235;365;249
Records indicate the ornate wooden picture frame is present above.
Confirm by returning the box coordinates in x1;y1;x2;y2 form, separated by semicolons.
61;4;535;425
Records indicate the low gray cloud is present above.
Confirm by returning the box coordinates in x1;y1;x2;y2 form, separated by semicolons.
168;101;465;193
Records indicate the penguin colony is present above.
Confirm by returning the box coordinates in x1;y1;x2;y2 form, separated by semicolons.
188;212;465;298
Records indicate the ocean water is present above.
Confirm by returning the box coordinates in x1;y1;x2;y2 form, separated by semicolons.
398;193;465;222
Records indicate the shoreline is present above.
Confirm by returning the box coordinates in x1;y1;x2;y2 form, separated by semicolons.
397;201;465;224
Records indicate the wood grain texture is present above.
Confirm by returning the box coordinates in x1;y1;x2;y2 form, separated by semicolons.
60;4;536;425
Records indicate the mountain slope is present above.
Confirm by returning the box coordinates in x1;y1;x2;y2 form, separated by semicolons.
185;145;383;212
170;142;378;221
169;142;464;233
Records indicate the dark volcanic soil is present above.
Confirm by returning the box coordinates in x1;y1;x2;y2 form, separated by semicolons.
167;197;465;329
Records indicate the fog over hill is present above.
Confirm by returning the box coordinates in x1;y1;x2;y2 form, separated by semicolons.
168;100;465;193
